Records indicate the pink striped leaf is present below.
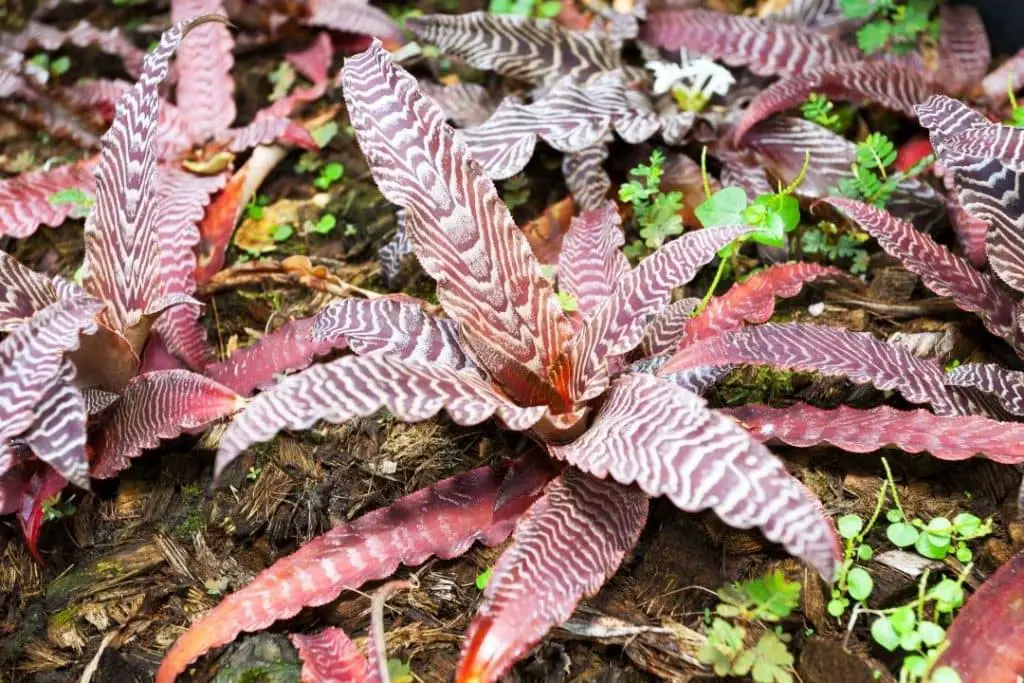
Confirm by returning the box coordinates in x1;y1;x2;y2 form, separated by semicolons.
562;144;612;211
171;0;235;142
729;402;1024;463
91;369;244;479
0;252;60;331
20;363;88;489
759;0;849;31
155;456;557;683
0;20;146;76
549;373;840;579
823;197;1019;346
659;323;969;416
942;169;989;268
981;48;1024;104
342;42;570;404
640;9;859;79
226;117;317;153
205;317;344;397
559;224;751;402
420;81;497;128
305;0;405;46
945;363;1024;417
80;18;209;340
934;4;991;97
735;61;935;145
0;296;102;489
0;157;97;239
558;201;629;318
459;471;647;683
214;354;548;477
291;628;372;683
643;262;854;357
406;11;622;86
0;95;104;148
916;95;1024;294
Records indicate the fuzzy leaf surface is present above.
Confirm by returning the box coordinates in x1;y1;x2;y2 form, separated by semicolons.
549;373;840;579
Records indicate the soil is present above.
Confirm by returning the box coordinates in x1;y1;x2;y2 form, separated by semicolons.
2;2;1024;683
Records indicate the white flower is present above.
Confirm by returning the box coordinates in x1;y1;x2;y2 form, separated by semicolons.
645;49;735;100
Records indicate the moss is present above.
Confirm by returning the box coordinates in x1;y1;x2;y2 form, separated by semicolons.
180;483;203;503
177;509;206;536
48;606;78;629
716;366;797;406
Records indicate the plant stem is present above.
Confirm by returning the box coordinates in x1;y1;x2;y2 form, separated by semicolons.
694;255;729;315
881;457;908;521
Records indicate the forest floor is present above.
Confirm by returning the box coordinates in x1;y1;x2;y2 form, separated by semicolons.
2;3;1024;683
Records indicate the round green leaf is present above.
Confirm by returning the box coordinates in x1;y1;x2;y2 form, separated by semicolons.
837;514;864;540
930;666;962;683
952;513;981;535
857;544;874;561
847;567;874;601
926;517;953;537
890;606;916;634
916;621;945;647
827;598;848;617
915;533;949;559
955;545;973;563
902;655;927;678
886;522;919;547
886;509;903;523
870;617;899;651
899;630;921;651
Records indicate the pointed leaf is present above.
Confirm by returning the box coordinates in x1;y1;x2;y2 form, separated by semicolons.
291;628;372;683
91;369;243;479
342;42;569;398
946;363;1024;417
407;11;621;86
0;252;60;331
0;157;97;239
171;0;234;142
935;548;1024;681
561;224;750;401
80;18;210;337
644;263;853;357
155;456;556;683
558;201;629;317
823;197;1019;345
226;117;317;153
20;363;89;490
735;61;934;144
917;95;1024;294
729;403;1024;463
934;5;991;98
459;471;647;683
659;323;970;416
549;373;840;579
640;9;859;79
215;354;547;477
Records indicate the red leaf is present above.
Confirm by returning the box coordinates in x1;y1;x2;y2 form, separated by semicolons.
936;549;1024;681
91;370;243;479
894;136;933;174
21;363;89;489
643;262;854;357
640;9;859;79
459;471;647;683
2;20;146;76
155;455;556;683
823;197;1019;347
214;354;547;477
728;402;1024;463
0;157;98;239
558;201;629;317
934;4;991;98
171;0;235;142
659;323;970;416
549;373;840;579
946;363;1024;417
226;117;317;153
342;42;571;403
291;628;371;683
18;463;66;564
0;252;62;331
735;61;935;145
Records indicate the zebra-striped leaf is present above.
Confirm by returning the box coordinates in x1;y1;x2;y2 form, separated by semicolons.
459;471;647;683
558;201;629;318
0;157;97;239
291;628;372;683
549;373;840;579
155;456;556;683
171;0;235;142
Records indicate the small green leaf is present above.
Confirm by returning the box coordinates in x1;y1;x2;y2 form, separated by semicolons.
916;621;945;647
846;567;873;601
886;522;919;548
475;567;492;590
870;617;899;651
556;290;578;313
827;597;848;617
886;509;903;523
899;629;921;651
312;213;337;235
271;224;293;242
695;186;748;228
857;544;874;561
915;532;949;559
837;514;864;540
930;666;962;683
890;605;916;634
311;121;339;148
955;544;973;563
925;517;953;537
952;512;981;536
